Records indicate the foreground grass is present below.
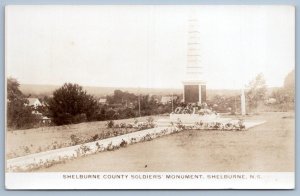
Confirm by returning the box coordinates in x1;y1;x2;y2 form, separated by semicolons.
6;115;169;159
37;112;294;172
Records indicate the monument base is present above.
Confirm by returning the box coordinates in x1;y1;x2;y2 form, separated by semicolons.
170;113;226;123
156;113;231;127
156;113;266;130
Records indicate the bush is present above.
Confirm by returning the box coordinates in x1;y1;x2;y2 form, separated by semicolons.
106;120;115;128
95;108;106;121
92;134;99;141
70;134;81;145
120;139;128;147
48;83;99;125
105;109;117;120
118;108;136;119
72;113;87;124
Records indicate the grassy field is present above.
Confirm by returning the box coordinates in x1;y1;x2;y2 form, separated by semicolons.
37;112;294;172
6;115;168;159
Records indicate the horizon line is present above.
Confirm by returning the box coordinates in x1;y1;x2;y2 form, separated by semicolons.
19;83;282;91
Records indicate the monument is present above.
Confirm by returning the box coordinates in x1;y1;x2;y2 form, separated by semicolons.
183;16;206;105
156;13;264;129
162;13;221;124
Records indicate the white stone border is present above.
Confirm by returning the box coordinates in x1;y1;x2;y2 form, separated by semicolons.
6;126;180;172
7;119;266;172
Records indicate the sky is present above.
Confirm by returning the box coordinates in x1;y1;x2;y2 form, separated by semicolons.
6;5;295;89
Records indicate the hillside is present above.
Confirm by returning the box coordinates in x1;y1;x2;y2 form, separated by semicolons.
19;84;183;98
19;84;278;99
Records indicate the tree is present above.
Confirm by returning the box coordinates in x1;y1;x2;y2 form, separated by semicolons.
270;69;295;111
7;77;39;129
48;83;99;125
246;73;267;111
284;69;295;92
208;94;240;113
283;69;295;102
107;90;137;105
7;77;23;101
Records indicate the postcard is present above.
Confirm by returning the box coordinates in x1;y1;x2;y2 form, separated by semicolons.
5;5;295;189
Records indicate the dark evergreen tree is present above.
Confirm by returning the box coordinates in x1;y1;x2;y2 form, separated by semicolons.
48;83;99;125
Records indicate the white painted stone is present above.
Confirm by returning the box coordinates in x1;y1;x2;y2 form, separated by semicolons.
6;126;179;172
6;117;266;172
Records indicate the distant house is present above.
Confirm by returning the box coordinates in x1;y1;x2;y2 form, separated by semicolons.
26;98;42;108
161;96;176;105
41;116;51;124
149;95;159;103
99;98;107;104
265;98;277;104
26;98;51;123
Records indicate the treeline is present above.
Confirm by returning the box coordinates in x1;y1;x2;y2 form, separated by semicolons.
7;70;294;129
7;78;180;129
208;71;295;114
268;69;294;111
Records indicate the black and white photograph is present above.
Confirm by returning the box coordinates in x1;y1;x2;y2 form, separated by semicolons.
5;5;295;189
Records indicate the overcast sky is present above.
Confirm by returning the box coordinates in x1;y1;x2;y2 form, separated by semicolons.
6;5;295;89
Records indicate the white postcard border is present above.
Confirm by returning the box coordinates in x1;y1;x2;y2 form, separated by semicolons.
5;172;295;189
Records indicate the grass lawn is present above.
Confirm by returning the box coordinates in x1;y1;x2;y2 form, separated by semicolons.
6;115;169;159
37;111;294;172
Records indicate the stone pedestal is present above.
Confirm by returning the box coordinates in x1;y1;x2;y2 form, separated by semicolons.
183;81;206;104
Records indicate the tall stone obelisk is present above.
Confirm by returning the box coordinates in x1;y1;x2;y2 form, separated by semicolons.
183;13;206;105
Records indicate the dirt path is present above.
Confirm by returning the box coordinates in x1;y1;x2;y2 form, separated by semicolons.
37;112;294;172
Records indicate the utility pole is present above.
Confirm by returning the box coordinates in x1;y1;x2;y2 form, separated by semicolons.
171;92;174;112
241;88;246;115
138;89;141;117
234;95;237;114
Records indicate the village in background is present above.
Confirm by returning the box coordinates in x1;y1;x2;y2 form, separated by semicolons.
7;69;294;130
5;68;295;172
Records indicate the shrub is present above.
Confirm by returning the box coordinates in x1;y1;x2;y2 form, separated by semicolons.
119;108;136;119
70;134;81;145
95;142;104;151
72;113;87;124
48;83;99;125
105;109;117;120
106;142;114;151
238;119;245;130
80;145;91;154
106;120;115;128
120;139;128;147
23;146;30;154
142;134;152;141
92;134;99;141
146;117;154;125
